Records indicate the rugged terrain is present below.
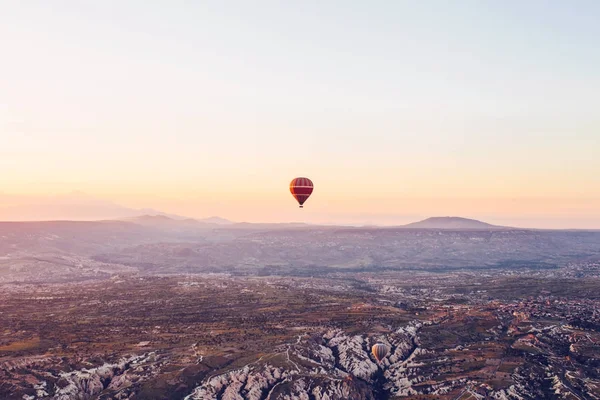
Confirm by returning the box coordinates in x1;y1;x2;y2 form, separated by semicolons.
1;218;600;283
1;218;600;399
2;273;600;399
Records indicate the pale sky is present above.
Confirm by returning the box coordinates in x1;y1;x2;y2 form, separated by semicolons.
1;1;599;227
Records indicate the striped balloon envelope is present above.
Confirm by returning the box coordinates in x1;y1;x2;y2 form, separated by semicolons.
289;177;313;208
371;343;389;362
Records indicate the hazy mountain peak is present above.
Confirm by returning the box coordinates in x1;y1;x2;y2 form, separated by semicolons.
124;214;235;227
128;214;174;222
403;216;497;229
198;216;234;225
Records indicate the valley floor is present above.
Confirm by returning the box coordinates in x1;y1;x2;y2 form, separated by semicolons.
1;274;600;399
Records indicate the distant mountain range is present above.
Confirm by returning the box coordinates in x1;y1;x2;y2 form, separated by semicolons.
199;216;234;225
0;194;507;231
0;192;563;231
122;214;234;226
118;214;503;231
1;193;597;229
0;192;235;224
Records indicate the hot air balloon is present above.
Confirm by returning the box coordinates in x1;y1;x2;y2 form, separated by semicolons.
289;177;313;208
371;343;389;362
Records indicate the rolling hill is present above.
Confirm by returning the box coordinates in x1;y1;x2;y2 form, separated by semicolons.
402;216;501;229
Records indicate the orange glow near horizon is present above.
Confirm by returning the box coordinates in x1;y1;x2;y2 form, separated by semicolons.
1;2;599;228
0;187;599;229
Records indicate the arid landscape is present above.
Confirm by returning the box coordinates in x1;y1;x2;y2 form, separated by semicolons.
1;217;600;399
4;1;599;398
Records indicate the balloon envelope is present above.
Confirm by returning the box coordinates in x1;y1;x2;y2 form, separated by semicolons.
290;177;313;208
371;343;389;362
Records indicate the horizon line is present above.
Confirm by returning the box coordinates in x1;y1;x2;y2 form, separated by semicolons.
0;215;599;231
